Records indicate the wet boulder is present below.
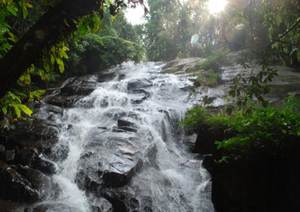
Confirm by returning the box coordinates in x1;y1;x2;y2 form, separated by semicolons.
44;77;97;108
15;148;56;175
102;189;153;212
127;79;152;91
117;119;138;133
1;119;59;152
44;142;70;162
26;203;82;212
90;197;113;212
5;149;16;162
0;161;53;203
76;129;155;192
130;89;151;104
45;95;82;108
60;77;97;97
32;154;57;175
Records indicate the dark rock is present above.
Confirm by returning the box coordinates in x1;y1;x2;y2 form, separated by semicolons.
102;190;153;212
127;79;152;91
43;77;97;108
0;161;53;203
90;198;113;212
130;89;151;104
0;144;6;152
2;119;59;152
44;142;70;162
32;154;57;175
193;124;232;154
102;191;128;212
5;150;15;162
60;79;96;97
203;137;300;212
117;119;138;133
76;130;154;192
102;158;143;187
0;200;20;212
97;71;116;83
27;203;81;212
14;148;39;166
45;95;83;108
14;148;56;175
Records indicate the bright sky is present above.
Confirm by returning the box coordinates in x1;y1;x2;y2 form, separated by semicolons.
207;0;228;14
124;0;228;25
125;4;147;25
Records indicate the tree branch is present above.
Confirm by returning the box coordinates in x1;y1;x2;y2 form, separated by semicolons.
0;0;103;98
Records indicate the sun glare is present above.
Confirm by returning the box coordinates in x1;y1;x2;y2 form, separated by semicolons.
207;0;228;15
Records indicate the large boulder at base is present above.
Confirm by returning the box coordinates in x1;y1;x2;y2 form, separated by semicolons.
0;161;54;203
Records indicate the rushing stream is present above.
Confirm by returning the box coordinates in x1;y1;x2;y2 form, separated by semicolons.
31;62;214;212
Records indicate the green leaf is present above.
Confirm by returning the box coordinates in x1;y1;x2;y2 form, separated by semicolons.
56;58;65;73
19;104;32;116
12;104;21;118
29;89;46;102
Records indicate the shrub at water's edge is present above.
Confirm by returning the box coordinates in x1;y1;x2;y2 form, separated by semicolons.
183;96;300;159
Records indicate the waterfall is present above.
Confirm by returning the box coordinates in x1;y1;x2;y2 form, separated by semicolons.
31;62;214;212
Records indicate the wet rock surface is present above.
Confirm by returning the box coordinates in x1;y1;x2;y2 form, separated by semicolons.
0;161;54;203
75;129;154;190
26;203;82;212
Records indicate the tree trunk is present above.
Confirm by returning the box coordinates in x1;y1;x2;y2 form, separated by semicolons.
0;0;103;98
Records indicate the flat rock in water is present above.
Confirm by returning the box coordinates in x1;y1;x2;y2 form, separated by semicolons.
127;79;153;91
75;129;154;191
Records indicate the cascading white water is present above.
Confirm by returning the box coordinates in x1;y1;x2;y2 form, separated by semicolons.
34;62;215;212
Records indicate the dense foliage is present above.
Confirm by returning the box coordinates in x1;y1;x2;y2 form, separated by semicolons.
142;0;300;64
0;0;144;127
183;96;300;160
68;33;144;76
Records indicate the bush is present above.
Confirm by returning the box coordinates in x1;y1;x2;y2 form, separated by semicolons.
183;96;300;158
195;49;229;71
193;69;222;87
